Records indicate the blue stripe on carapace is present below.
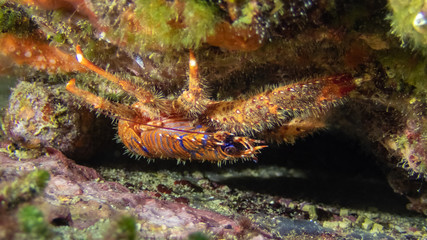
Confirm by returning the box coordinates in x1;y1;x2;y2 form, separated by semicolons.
153;130;161;154
141;145;150;154
169;133;179;157
178;134;188;152
191;149;204;158
129;136;138;152
151;131;158;154
169;133;181;156
128;142;136;152
143;131;153;154
160;131;174;157
131;136;149;154
202;135;208;146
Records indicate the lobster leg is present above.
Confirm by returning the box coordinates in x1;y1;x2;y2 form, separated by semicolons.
66;78;137;119
206;74;357;135
74;45;169;117
177;50;209;117
75;46;155;104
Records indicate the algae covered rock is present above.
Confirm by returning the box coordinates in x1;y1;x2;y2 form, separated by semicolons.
2;80;108;160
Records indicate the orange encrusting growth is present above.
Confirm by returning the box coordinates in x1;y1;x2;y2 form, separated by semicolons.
260;117;327;144
13;0;103;31
205;74;356;134
206;21;262;51
0;33;87;73
15;0;82;11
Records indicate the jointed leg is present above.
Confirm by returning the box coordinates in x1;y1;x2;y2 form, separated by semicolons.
66;78;137;120
177;50;209;117
75;45;156;105
188;50;203;98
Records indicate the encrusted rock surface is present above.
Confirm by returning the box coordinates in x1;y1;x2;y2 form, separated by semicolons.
1;139;427;239
0;143;270;239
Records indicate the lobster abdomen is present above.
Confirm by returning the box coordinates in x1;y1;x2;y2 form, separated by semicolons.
117;118;263;162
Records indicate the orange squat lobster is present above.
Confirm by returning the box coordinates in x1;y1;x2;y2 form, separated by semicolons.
66;46;356;163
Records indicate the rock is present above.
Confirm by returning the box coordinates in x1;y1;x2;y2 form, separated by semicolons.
0;143;268;238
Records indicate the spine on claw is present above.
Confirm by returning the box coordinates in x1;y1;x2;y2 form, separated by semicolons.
205;74;356;134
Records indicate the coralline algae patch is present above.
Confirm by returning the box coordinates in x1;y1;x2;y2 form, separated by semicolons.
0;33;87;73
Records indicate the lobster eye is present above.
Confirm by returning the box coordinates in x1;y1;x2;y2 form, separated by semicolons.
223;145;238;155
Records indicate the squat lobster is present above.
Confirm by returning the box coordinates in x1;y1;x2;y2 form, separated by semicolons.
66;46;356;163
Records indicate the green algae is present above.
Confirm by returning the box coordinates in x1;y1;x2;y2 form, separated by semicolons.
15;212;137;240
132;0;220;50
17;205;52;240
378;48;427;98
0;3;35;35
188;231;210;240
0;170;50;209
111;216;137;240
388;0;427;55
